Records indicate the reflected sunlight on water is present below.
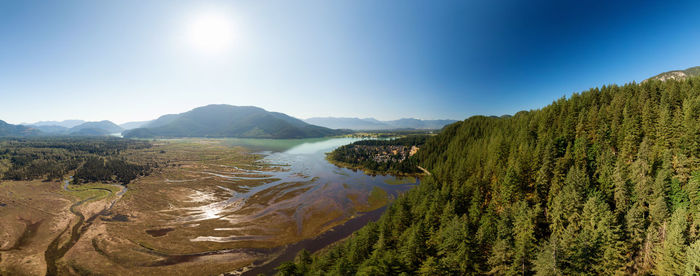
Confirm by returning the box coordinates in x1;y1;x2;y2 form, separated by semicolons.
159;138;417;243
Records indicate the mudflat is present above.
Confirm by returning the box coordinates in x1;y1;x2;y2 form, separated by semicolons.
0;138;416;275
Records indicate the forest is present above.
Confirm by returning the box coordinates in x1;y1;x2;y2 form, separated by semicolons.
0;137;152;184
281;76;700;275
327;135;428;174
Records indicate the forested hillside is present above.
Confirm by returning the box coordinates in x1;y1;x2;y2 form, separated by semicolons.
0;138;152;184
327;135;428;174
282;76;700;275
304;117;456;130
648;66;700;82
123;104;341;139
0;120;41;137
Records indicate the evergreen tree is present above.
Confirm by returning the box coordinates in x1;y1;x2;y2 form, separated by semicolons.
511;201;539;275
655;207;689;275
285;76;700;275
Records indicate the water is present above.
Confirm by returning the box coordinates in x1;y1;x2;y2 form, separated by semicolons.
220;137;393;153
130;137;417;275
179;137;416;243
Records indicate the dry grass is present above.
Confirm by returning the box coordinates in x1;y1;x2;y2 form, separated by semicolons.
1;139;403;275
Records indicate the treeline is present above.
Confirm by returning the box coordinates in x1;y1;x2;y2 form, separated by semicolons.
0;137;152;184
283;76;700;275
349;135;429;147
0;137;150;155
328;135;428;174
73;157;151;184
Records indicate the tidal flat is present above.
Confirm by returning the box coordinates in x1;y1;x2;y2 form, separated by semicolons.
1;138;416;275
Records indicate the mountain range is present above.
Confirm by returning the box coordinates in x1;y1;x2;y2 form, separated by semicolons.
0;120;41;137
26;120;86;128
304;117;457;130
119;121;151;130
24;120;124;136
0;66;696;139
123;104;341;139
67;121;123;135
3;105;345;138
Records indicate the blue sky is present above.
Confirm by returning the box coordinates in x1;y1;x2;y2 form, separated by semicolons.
1;0;700;124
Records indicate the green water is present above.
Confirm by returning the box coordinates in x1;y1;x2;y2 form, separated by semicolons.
219;137;368;153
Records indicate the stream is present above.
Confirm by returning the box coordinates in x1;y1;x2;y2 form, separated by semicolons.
45;179;126;276
42;138;416;275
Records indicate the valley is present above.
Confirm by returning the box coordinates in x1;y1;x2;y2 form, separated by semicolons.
0;138;417;275
3;2;698;274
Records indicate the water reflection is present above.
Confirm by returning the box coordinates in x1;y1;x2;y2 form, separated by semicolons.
160;138;417;243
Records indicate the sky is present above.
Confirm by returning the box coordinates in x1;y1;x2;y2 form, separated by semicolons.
1;0;700;124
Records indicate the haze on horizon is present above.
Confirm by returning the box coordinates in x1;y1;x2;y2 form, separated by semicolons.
1;0;700;125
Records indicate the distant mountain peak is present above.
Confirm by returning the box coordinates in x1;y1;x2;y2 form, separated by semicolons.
0;120;42;137
69;121;123;135
27;119;86;128
119;120;152;130
124;104;341;139
304;117;457;130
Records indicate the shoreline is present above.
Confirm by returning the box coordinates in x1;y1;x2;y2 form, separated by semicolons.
325;154;426;178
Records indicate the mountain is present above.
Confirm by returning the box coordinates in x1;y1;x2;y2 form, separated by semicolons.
19;120;122;136
289;74;700;274
32;125;69;134
304;117;457;130
69;121;123;135
0;120;41;137
69;127;112;136
119;120;151;130
304;117;389;130
646;65;700;82
386;118;457;129
124;104;340;139
26;120;86;128
16;121;122;136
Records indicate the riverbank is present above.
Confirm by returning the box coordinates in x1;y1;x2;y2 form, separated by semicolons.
81;138;416;275
0;180;73;275
1;138;418;275
48;181;127;274
0;179;125;275
325;154;426;178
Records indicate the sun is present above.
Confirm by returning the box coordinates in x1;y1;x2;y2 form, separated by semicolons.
185;11;235;56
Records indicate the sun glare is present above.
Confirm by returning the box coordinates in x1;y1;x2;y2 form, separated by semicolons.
185;11;235;55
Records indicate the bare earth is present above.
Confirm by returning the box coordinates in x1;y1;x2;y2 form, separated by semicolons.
0;139;402;275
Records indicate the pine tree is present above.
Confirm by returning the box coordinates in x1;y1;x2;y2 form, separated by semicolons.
512;201;539;275
288;76;700;275
655;207;689;275
533;238;559;276
685;240;700;275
